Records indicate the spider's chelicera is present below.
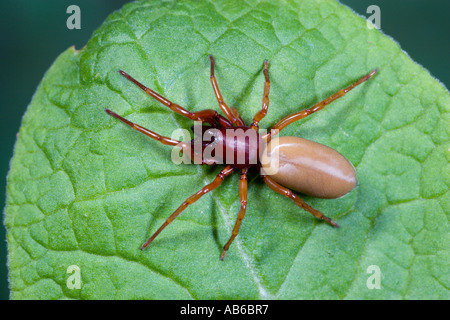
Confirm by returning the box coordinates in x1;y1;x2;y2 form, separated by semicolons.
105;55;377;260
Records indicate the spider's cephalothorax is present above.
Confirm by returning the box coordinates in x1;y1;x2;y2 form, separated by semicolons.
188;124;264;168
106;55;377;260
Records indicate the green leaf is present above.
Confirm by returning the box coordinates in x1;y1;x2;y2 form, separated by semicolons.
5;0;449;299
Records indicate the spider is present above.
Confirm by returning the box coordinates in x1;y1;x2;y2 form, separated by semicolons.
105;55;377;260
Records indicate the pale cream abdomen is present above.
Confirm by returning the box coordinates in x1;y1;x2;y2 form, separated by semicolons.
261;136;357;199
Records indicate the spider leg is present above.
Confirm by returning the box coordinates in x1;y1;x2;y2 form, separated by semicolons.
262;175;339;227
250;60;270;130
209;55;246;126
118;70;232;128
230;107;245;125
105;109;188;148
141;165;235;250
266;69;378;139
221;168;249;260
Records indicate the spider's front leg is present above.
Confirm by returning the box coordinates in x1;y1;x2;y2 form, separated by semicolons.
118;69;232;127
106;108;188;148
266;68;378;139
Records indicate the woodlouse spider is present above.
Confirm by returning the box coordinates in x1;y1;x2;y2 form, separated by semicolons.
105;55;377;260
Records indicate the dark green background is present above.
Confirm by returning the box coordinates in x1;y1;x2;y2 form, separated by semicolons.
1;0;448;300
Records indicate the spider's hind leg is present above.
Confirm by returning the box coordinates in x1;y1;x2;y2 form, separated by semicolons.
268;69;378;136
262;175;339;227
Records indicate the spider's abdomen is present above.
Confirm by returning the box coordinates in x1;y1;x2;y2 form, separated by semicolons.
202;126;262;168
261;136;357;199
